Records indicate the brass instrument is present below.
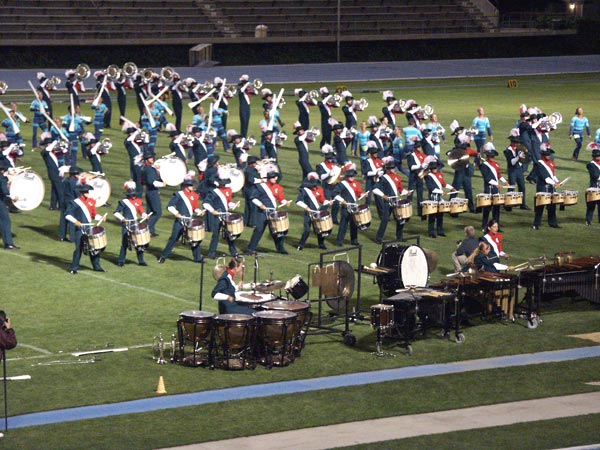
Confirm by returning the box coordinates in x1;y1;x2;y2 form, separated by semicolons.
465;127;479;137
275;131;288;146
206;127;217;138
75;63;90;81
253;78;263;90
141;68;155;83
423;104;434;116
123;62;138;78
98;137;112;154
106;64;121;80
549;112;563;127
277;97;286;109
356;97;369;110
308;89;319;101
517;143;530;164
417;168;430;179
46;76;61;89
225;84;237;97
0;81;7;95
198;80;213;93
306;126;321;142
138;129;150;144
160;66;174;82
333;93;343;103
397;99;407;110
447;147;470;171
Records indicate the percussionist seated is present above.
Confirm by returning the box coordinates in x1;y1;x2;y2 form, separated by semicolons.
212;258;254;315
462;241;514;273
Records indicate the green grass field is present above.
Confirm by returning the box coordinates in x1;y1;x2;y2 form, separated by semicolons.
1;72;600;449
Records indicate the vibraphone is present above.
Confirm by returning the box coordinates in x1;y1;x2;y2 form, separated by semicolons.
517;256;600;327
383;288;461;354
433;271;519;321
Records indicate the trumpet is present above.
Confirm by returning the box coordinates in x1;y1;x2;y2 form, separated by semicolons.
75;63;90;81
0;81;7;95
160;66;174;82
253;78;263;90
47;76;61;89
141;68;155;83
106;64;121;80
356;97;369;110
123;62;138;78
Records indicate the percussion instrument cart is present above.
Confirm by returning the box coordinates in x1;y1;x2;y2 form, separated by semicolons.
306;245;363;347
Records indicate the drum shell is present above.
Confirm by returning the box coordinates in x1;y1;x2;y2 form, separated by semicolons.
80;172;111;207
311;211;333;236
268;211;289;237
492;193;505;205
153;156;187;187
476;193;492;207
179;310;215;342
223;213;244;240
350;204;371;230
504;192;523;206
563;190;578;205
285;276;309;300
370;304;394;329
437;200;451;213
449;198;467;214
130;222;150;247
551;192;564;204
7;169;45;211
586;188;600;202
262;300;310;330
420;200;438;215
214;314;255;349
253;310;297;346
376;244;429;297
87;226;107;251
535;192;552;206
187;218;205;243
392;200;412;220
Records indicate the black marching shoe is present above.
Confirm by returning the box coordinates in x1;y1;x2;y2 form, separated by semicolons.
5;245;20;250
157;257;166;264
429;233;437;238
532;225;540;230
586;221;592;226
139;262;148;266
520;205;531;210
93;268;106;272
70;270;78;275
549;224;562;228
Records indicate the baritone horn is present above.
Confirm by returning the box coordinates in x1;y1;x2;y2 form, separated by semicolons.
106;64;121;80
141;68;154;82
47;76;61;89
75;63;90;81
253;79;263;90
225;84;237;96
123;62;138;78
423;104;434;116
160;66;174;82
0;81;7;95
549;112;562;126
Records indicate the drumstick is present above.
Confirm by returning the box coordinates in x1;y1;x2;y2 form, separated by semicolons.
139;212;153;224
358;191;369;201
559;176;571;186
97;213;108;226
501;184;516;189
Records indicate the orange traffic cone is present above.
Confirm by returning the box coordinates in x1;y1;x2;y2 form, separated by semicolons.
156;375;167;394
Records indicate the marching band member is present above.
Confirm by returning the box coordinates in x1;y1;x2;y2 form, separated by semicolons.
334;167;363;247
203;178;240;259
331;119;348;165
402;118;422;155
170;73;184;132
211;100;230;152
90;96;108;140
1;141;23;169
168;128;187;162
361;143;383;207
0;160;19;249
263;130;277;162
525;114;543;184
532;144;561;230
113;181;148;267
228;131;246;168
342;93;358;156
58;166;81;242
198;154;220;199
141;151;164;237
585;148;600;226
29;88;48;148
190;126;208;170
158;178;204;264
465;241;509;273
372;159;408;244
213;77;231;130
243;155;261;227
391;125;409;176
427;113;445;157
37;72;55;120
568;107;591;161
368;116;385;158
504;131;530;210
479;143;508;231
448;121;477;214
65;183;105;274
237;74;252;137
356;121;370;158
245;171;289;255
425;159;454;238
420;128;436;157
482;219;509;261
95;72;113;129
65;70;82;106
133;74;146;118
471;107;493;154
40;133;66;210
317;144;341;225
83;133;104;174
61;104;90;167
212;257;253;315
293;122;314;180
407;140;426;217
318;87;334;147
296;173;329;251
114;75;128;126
1;108;23;145
295;89;311;130
381;91;397;128
124;126;145;196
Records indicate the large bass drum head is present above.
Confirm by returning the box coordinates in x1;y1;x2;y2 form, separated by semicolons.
376;244;429;297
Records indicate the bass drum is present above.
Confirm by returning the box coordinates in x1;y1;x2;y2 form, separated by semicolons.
220;163;245;193
7;169;45;211
80;172;111;207
376;244;429;297
154;156;187;187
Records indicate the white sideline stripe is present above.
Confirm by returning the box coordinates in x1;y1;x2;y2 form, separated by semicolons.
7;343;153;362
172;392;600;450
18;344;53;355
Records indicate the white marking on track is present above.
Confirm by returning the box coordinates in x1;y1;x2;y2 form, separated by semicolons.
18;344;53;355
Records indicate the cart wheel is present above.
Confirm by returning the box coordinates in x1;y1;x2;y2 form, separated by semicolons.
406;344;413;356
455;333;466;344
441;330;451;339
527;316;539;329
343;333;356;347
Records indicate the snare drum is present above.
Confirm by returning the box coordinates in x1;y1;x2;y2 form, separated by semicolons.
586;188;600;202
186;218;205;243
551;192;565;204
80;172;111;207
153;156;187;187
262;300;311;355
129;222;150;248
214;314;256;370
223;213;244;240
420;200;438;215
492;193;505;205
311;211;333;237
268;211;289;237
86;226;107;253
476;193;492;207
504;192;523;206
392;199;412;220
535;192;552;206
7;169;45;211
351;204;371;230
370;304;394;330
253;310;298;367
177;310;215;366
563;190;578;205
437;200;451;213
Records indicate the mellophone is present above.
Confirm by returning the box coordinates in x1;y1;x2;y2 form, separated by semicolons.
176;300;312;369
